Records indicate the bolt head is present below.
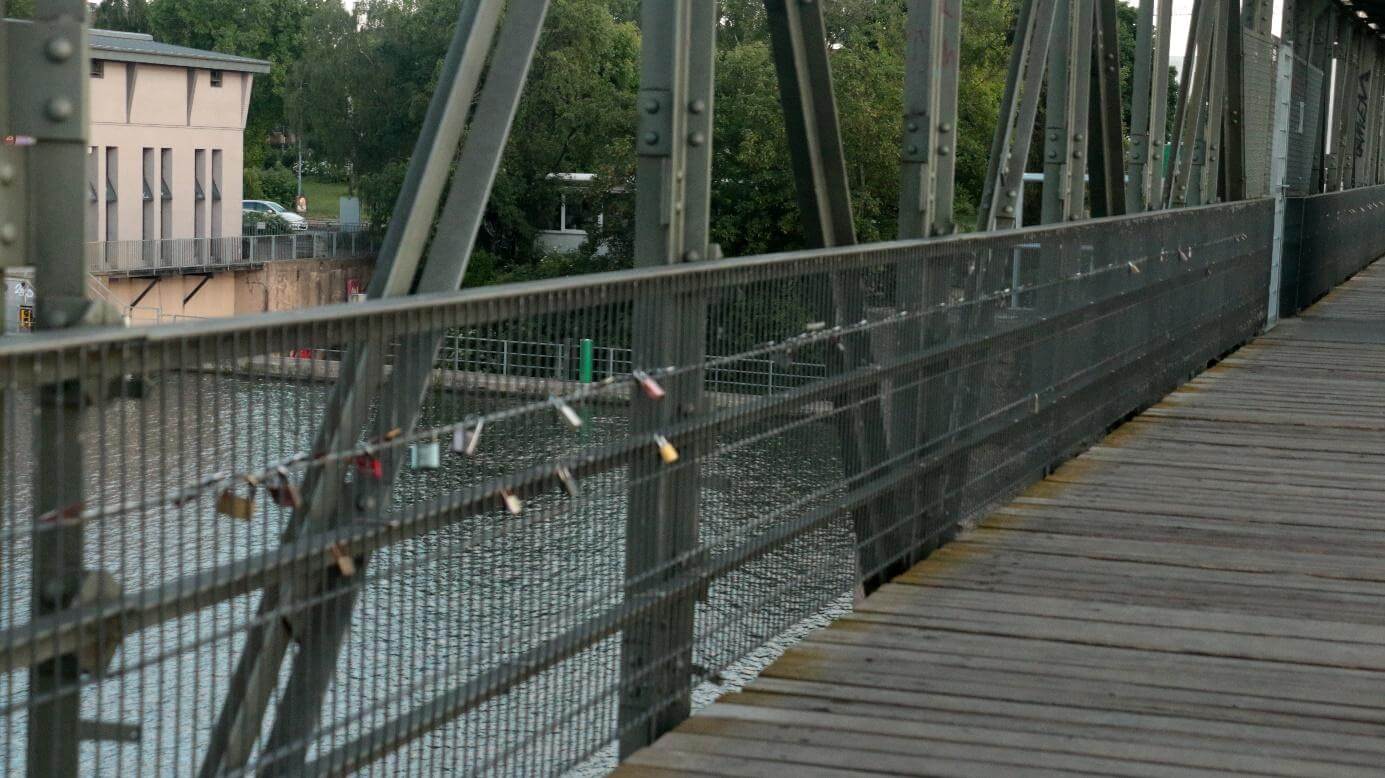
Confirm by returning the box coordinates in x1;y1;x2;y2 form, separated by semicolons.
940;122;953;132
643;131;660;146
0;223;16;244
643;98;661;114
683;249;702;262
1003;205;1015;215
688;99;707;114
938;146;950;155
45;37;74;62
46;97;74;122
907;144;920;155
907;122;919;132
688;131;706;147
0;163;14;185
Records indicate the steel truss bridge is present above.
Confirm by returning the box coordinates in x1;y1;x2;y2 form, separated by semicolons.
2;0;1385;775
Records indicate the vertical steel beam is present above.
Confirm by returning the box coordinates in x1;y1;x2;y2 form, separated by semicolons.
895;0;962;570
1198;0;1228;202
1222;0;1247;202
899;0;962;239
1042;0;1094;223
619;0;716;757
15;2;91;777
979;0;1060;230
1127;0;1158;212
1147;0;1174;207
1088;0;1128;216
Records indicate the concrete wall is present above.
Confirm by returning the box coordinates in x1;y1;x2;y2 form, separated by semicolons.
103;258;374;322
89;61;251;245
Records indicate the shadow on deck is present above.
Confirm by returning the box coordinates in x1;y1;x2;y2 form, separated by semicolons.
617;260;1385;777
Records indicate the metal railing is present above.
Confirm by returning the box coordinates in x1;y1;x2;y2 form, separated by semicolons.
0;192;1381;776
85;229;380;276
436;335;826;394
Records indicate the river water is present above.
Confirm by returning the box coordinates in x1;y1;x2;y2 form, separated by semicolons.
1;373;855;775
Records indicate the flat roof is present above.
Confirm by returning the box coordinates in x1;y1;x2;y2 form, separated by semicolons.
90;29;271;74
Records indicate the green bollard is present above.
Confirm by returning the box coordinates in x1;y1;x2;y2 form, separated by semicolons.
580;338;594;384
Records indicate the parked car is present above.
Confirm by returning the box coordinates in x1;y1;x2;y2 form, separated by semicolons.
243;199;307;231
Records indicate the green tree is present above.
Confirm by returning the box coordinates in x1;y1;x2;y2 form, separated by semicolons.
93;0;150;32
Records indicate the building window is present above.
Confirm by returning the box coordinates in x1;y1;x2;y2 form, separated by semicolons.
210;70;224;88
105;147;119;243
91;60;104;78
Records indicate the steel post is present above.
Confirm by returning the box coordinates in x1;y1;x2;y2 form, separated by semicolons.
1222;0;1246;202
899;0;961;239
1088;0;1128;216
1127;0;1157;212
1042;0;1094;223
619;0;716;756
1268;42;1296;328
14;2;94;776
1148;0;1174;207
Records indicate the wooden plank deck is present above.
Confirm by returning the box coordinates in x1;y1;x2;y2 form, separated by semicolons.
616;261;1385;777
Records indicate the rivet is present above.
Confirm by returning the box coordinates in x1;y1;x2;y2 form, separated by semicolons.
0;224;16;244
907;122;920;132
1074;133;1085;141
644;131;660;146
46;97;74;122
940;122;953;132
688;99;706;114
683;249;702;262
1003;205;1015;215
907;144;920;155
1007;189;1018;199
1074;150;1084;159
643;99;660;114
688;131;706;147
938;146;950;155
0;164;14;185
45;37;74;62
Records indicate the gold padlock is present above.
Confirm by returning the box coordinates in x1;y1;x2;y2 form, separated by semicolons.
655;435;679;464
216;488;253;521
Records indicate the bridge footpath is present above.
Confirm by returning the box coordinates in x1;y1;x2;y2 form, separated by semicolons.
619;260;1385;776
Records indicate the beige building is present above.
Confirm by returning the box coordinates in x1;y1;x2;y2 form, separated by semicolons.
87;29;269;248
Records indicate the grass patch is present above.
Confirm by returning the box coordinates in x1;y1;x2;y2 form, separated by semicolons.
300;178;351;220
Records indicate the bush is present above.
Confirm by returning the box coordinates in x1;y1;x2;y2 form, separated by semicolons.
257;164;299;209
243;211;293;235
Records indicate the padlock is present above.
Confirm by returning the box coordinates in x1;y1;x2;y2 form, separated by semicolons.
354;455;384;480
216;489;253;521
267;467;301;509
633;370;666;400
551;397;584;429
452;419;484;456
411;439;441;470
655;435;680;464
1128;262;1141;274
556;465;581;498
501;489;524;515
329;543;357;577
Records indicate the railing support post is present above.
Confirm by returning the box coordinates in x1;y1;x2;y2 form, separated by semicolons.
1267;42;1295;328
620;0;716;757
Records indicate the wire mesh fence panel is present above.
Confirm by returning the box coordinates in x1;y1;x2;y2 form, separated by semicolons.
0;199;1277;775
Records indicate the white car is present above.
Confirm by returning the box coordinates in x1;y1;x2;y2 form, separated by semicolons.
243;199;308;231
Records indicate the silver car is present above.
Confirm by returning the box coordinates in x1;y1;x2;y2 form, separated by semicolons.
243;199;308;230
